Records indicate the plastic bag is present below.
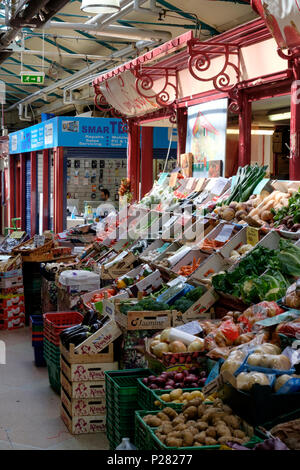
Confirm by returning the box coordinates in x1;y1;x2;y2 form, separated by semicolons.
236;371;273;391
219;319;241;342
276;319;300;338
238;301;285;332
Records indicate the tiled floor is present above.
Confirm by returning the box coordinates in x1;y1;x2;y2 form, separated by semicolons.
0;327;109;450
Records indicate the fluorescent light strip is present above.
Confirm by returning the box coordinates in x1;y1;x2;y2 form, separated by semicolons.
268;112;291;122
227;129;274;136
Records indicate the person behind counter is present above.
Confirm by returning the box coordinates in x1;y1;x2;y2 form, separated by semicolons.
96;189;116;219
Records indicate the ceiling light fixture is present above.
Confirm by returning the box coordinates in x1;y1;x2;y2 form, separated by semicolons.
81;0;120;14
268;111;291;122
227;129;275;136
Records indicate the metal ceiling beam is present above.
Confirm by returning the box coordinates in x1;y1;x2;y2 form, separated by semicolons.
155;0;220;35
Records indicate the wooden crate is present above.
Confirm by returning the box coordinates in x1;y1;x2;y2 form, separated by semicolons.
61;372;106;399
60;342;114;364
60;403;106;434
112;299;174;331
0;254;22;272
61;387;106;416
60;354;118;382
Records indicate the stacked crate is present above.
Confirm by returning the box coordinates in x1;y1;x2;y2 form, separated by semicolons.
60;342;118;435
30;315;46;367
43;311;83;394
0;263;25;330
105;369;152;450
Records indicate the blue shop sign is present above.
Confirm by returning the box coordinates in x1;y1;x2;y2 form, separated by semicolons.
9;117;177;154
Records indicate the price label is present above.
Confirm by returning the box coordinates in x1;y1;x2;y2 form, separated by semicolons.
195;178;206;191
10;231;25;239
157;173;169;185
214;224;234;243
246;226;260;246
169;172;179;188
202;372;225;397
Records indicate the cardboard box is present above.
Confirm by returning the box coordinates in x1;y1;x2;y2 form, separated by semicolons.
61;342;114;364
81;288;129;314
180;153;193;177
101;251;137;280
127;269;163;297
74;318;122;355
0;275;23;289
171;288;218;325
139;240;172;262
61;403;106;434
61;372;106;399
61;355;119;382
171;249;209;276
61;387;106;416
112;300;174;331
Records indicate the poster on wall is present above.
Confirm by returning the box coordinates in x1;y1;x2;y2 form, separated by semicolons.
186;98;228;178
252;0;300;49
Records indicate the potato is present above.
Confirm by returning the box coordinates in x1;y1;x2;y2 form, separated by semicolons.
157;412;170;422
223;415;240;429
186;399;202;408
143;414;155;424
194;432;206;444
183;406;198;420
186;420;197;428
222;405;233;414
205;437;218;446
162;407;178;420
172;416;185;426
227;437;245;445
190;390;204;399
157;423;173;434
197;404;206;417
233;430;246;439
169;389;183;401
174;423;187;432
216;426;232;438
196;421;209;431
155;432;166;444
147;416;162;427
160;394;171;403
173;400;182;404
166;437;183;448
182;430;194;447
218;436;231;445
206;427;217;438
194;442;203;447
181;392;191;400
168;431;182;439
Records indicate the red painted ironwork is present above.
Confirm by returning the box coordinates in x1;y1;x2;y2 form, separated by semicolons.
53;147;64;233
141;127;153;198
134;66;178;107
127;121;140;202
187;39;240;93
238;92;252;167
290;57;300;180
177;107;187;160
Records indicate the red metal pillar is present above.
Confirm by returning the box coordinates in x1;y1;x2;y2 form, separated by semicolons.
15;158;20;227
290;58;300;180
238;92;252;167
177;107;188;161
127;121;140;202
30;151;37;236
19;153;26;231
53;147;64;233
42;149;49;231
141;127;153;198
8;154;15;229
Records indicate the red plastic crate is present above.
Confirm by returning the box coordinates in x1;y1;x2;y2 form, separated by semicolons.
43;311;83;346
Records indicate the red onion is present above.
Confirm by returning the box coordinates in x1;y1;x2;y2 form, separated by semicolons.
198;378;206;387
142;378;149;385
165;380;175;387
190;382;199;388
155;377;166;386
148;375;156;382
174;373;184;382
199;371;206;379
164;385;173;389
149;384;158;389
184;374;198;383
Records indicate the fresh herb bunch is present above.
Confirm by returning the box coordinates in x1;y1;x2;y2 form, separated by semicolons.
272;188;300;226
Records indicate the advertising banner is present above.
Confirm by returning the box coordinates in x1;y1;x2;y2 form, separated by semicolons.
186;98;228;178
253;0;300;49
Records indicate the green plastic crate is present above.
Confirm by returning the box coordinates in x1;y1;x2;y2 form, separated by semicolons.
134;410;154;450
46;359;60;394
137;378;164;410
43;338;60;364
153;388;204;412
135;410;262;451
255;407;300;441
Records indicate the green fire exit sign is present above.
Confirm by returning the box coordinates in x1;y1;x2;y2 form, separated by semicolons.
21;72;45;84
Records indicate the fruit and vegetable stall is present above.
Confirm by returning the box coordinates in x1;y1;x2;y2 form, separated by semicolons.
2;165;300;451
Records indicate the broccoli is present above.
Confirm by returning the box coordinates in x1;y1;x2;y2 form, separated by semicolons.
120;303;143;315
173;298;194;313
185;286;205;302
137;298;170;311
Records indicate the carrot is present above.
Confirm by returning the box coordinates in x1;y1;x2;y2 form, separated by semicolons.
204;268;215;277
192;257;197;270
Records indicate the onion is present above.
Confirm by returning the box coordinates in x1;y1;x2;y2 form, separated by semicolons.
155;377;166;386
165;380;175;387
183;369;189;377
191;382;199;388
150;340;161;352
188;339;204;352
198;378;206;387
148;375;156;383
165;385;173;389
153;342;169;358
174;372;184;382
149;384;158;389
184;374;198;383
160;328;171;343
174;383;182;388
169;341;187;353
142;378;149;385
199;371;206;379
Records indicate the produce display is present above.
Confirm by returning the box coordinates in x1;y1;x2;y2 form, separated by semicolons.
142;369;207;391
272;188;300;232
150;328;205;358
143;399;253;447
221;164;267;206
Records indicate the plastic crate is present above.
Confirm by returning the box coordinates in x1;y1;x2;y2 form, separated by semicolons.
46;358;61;394
43;311;82;346
30;315;44;332
134;410;153;450
105;368;153;401
135;410;262;451
255;407;300;440
137;378;162;410
43;338;60;364
33;343;46;367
